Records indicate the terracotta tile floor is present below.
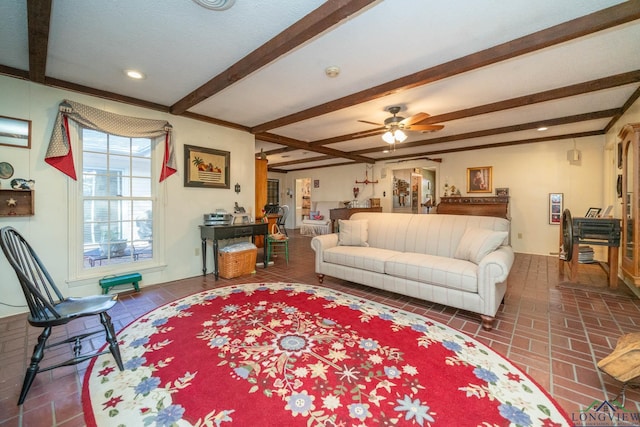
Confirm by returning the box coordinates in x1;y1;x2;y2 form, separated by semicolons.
1;231;640;426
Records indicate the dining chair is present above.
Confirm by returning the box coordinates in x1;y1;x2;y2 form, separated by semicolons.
266;222;289;265
0;226;124;405
276;205;289;236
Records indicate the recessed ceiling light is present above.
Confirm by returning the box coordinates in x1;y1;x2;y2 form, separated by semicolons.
537;126;548;131
125;70;145;80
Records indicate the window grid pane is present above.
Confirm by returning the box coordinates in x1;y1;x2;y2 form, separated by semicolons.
267;179;279;205
81;129;154;269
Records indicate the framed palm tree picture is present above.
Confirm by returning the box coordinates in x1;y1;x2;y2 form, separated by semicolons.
184;145;230;188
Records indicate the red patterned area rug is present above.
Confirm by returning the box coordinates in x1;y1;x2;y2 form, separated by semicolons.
83;282;571;426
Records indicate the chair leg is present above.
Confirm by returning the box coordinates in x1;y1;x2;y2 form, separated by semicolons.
285;242;289;265
18;326;51;405
100;312;124;371
266;241;272;264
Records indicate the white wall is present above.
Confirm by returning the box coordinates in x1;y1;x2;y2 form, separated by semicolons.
0;76;256;318
281;134;615;256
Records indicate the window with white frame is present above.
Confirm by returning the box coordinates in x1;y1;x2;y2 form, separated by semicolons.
81;129;154;269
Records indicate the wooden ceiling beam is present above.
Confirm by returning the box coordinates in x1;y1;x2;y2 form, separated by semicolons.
605;86;640;133
269;161;356;173
170;0;377;114
309;127;386;146
27;0;52;83
251;0;640;133
281;71;634;151
45;77;170;113
0;65;30;80
263;146;296;156
257;132;375;164
378;131;605;161
269;155;333;167
271;131;603;172
350;109;619;155
180;111;250;132
415;71;640;126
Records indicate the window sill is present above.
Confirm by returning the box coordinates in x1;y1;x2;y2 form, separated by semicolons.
67;261;167;288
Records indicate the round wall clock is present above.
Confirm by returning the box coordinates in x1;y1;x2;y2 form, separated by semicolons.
0;162;14;180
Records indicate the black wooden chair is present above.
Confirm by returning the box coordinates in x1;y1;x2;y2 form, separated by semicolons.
276;205;290;236
0;226;124;405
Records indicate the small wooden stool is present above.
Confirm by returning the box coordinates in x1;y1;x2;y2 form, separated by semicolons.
99;273;142;294
598;332;640;405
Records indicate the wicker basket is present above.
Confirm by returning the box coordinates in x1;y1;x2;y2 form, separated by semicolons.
218;247;257;279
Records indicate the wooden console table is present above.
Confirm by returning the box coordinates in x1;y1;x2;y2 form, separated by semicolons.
199;223;268;279
436;196;509;219
329;207;383;232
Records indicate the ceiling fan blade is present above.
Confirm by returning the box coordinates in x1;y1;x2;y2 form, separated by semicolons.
352;128;385;137
407;124;444;132
400;112;430;126
358;119;383;126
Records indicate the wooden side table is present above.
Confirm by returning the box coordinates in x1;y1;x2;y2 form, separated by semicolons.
559;215;621;288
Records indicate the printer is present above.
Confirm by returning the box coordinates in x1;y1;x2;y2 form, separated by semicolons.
203;211;233;226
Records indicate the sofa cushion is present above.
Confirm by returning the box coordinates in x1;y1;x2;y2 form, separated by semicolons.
385;252;478;293
323;246;398;274
454;228;508;264
338;219;369;247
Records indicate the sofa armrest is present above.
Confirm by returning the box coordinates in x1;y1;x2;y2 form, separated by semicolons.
478;246;514;284
311;233;338;252
310;233;339;271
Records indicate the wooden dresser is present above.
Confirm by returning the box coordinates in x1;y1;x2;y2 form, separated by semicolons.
329;207;383;232
436;196;509;219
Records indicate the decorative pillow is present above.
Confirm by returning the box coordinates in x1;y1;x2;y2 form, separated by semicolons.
309;211;319;219
315;215;324;220
338;219;369;247
454;228;508;264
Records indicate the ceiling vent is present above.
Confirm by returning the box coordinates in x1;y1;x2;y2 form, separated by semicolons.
192;0;236;10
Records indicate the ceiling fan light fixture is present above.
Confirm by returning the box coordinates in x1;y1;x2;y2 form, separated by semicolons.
383;129;407;144
394;129;407;142
382;131;395;144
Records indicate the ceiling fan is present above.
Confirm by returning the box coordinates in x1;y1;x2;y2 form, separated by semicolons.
359;106;444;147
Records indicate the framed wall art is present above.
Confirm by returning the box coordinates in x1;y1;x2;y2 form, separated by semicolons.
549;193;563;224
0;115;31;149
467;166;492;193
585;207;601;218
495;187;509;196
184;145;230;188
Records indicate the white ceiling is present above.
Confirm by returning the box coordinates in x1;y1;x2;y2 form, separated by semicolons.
1;0;639;171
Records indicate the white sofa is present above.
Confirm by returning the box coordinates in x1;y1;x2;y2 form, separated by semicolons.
310;212;514;330
300;201;342;236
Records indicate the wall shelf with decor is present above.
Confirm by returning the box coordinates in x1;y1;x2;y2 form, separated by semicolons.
0;189;34;216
